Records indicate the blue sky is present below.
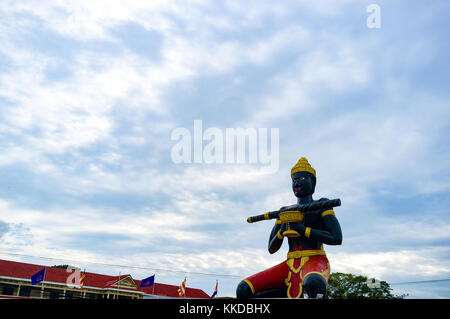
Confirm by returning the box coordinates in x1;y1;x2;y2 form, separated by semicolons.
0;0;449;298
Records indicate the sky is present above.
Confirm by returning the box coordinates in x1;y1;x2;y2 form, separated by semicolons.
0;0;449;298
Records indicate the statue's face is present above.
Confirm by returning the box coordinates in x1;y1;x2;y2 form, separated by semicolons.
292;172;314;198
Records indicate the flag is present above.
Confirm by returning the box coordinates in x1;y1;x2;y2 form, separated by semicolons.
31;267;46;285
79;269;86;289
210;280;218;299
177;278;186;297
140;274;155;288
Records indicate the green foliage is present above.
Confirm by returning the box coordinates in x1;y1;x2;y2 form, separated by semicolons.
51;264;69;269
327;272;407;299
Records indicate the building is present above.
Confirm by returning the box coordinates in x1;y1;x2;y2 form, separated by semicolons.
0;259;209;299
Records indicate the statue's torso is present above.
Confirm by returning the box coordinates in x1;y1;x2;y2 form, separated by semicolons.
287;205;326;250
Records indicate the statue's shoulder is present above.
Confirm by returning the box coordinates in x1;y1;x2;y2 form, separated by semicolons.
316;197;337;218
279;204;298;211
314;197;330;212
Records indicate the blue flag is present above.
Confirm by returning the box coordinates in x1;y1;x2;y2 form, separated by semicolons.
31;267;46;285
140;274;155;287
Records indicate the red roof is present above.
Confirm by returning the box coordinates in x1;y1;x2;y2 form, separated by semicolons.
0;259;209;298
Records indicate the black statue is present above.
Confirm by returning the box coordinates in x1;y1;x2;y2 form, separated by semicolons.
236;157;343;298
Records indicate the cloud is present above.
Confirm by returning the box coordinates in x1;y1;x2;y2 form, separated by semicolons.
0;220;10;238
329;247;450;283
0;0;449;298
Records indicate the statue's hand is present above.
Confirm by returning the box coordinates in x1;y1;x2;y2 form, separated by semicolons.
290;222;306;234
280;222;306;237
279;223;288;235
280;222;306;236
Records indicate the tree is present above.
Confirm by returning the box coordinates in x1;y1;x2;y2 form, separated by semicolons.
327;272;407;299
52;265;69;269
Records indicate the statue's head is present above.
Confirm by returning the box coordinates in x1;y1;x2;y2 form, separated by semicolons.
291;157;316;198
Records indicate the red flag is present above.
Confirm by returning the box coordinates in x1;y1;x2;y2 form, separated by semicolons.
79;269;86;290
177;278;186;297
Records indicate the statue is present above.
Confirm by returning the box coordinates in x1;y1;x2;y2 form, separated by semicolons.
236;157;343;298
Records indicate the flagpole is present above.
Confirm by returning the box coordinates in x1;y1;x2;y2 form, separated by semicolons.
80;268;86;298
152;274;155;295
215;279;218;298
210;279;218;299
41;267;46;299
117;272;121;299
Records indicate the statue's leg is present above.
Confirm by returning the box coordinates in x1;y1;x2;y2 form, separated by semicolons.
300;256;330;299
302;273;327;298
237;281;287;298
254;287;287;298
236;280;254;298
236;260;288;298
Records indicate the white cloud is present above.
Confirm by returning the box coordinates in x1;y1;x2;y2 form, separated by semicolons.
0;0;448;299
0;198;213;256
329;247;450;283
245;37;371;127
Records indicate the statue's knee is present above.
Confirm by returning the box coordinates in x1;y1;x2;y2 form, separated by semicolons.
236;281;254;298
303;274;327;298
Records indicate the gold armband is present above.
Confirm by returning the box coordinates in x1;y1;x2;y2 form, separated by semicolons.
305;227;311;238
321;209;335;218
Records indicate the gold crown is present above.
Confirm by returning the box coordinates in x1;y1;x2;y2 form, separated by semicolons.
291;157;316;177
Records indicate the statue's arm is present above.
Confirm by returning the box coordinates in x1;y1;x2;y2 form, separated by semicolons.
268;223;283;254
308;215;342;245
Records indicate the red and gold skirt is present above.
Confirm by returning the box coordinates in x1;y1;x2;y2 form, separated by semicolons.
242;246;330;298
